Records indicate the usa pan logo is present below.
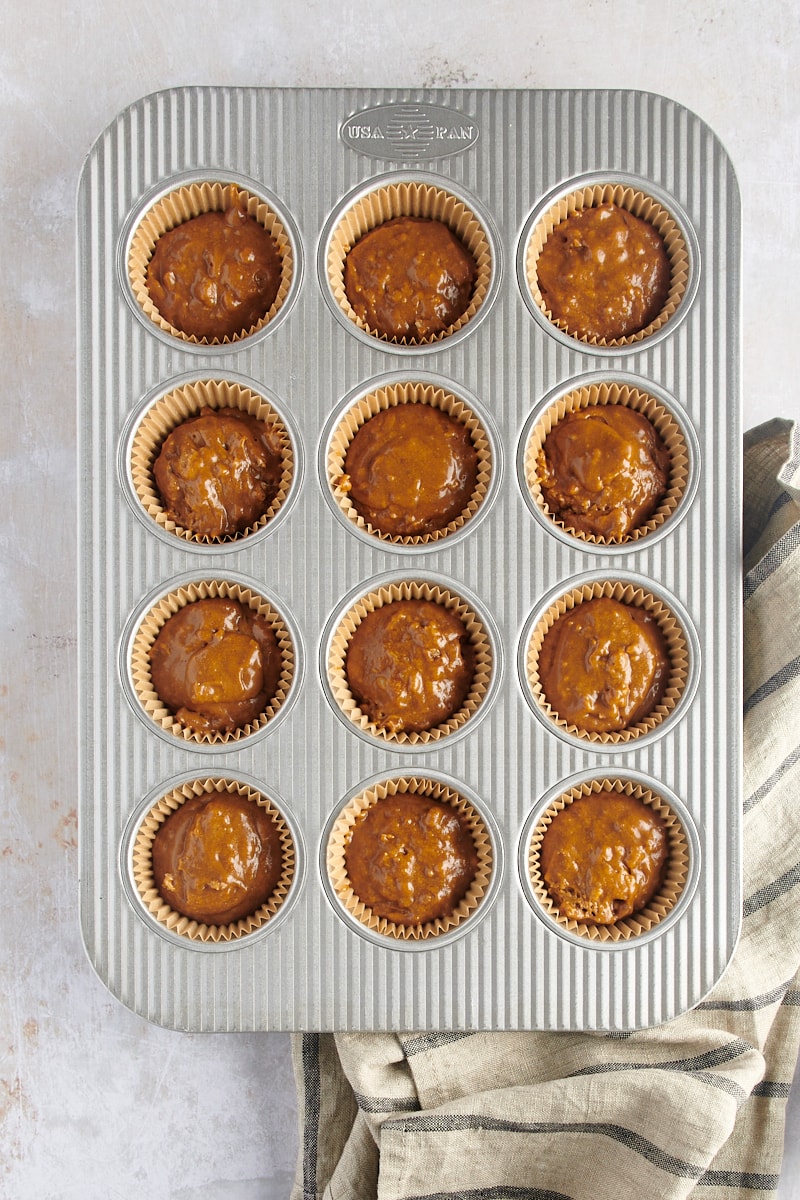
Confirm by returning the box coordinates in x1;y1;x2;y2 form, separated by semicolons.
340;102;480;161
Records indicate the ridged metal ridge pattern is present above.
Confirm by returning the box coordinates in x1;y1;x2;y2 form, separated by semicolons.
77;88;742;1032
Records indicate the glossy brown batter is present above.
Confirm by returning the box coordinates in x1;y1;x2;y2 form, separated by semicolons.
345;793;478;926
152;792;283;925
345;599;475;734
537;405;670;539
538;596;670;734
153;407;283;538
341;404;479;536
537;202;670;341
150;597;282;736
540;792;669;924
344;216;476;341
146;202;282;340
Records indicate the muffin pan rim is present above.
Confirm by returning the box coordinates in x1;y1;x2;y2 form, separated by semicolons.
119;769;307;952
117;368;306;553
318;768;506;952
517;569;702;752
317;168;504;354
118;569;305;752
318;568;505;753
117;166;305;353
317;368;505;554
515;168;702;354
515;368;702;554
516;768;702;952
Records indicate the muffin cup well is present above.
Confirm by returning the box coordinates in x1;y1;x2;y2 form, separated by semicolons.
327;579;494;747
525;181;690;348
131;777;296;943
128;181;294;345
525;578;690;746
129;379;295;545
326;775;493;942
129;578;295;746
326;180;492;346
526;776;690;944
523;381;691;546
327;381;493;546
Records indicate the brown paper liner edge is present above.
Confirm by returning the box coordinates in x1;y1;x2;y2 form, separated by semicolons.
328;581;492;745
128;182;294;345
327;182;492;345
525;183;690;346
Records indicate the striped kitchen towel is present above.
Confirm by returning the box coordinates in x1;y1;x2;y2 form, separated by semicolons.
291;418;800;1200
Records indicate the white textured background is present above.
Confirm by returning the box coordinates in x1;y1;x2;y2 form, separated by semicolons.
2;2;799;1196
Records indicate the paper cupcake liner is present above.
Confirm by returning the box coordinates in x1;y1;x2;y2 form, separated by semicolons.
128;181;294;345
527;777;689;943
327;381;492;545
132;777;296;943
129;379;294;545
526;579;689;745
327;181;492;345
525;182;689;347
524;382;689;545
327;776;493;941
130;579;295;745
328;580;493;746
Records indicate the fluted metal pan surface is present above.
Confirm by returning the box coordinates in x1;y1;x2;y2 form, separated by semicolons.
77;88;741;1031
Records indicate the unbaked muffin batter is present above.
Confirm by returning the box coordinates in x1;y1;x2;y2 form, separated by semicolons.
146;200;281;340
341;403;479;536
538;596;670;733
154;406;283;538
150;596;282;736
345;598;475;733
344;215;476;341
540;791;668;924
536;202;670;341
152;792;282;925
537;404;670;539
345;793;478;926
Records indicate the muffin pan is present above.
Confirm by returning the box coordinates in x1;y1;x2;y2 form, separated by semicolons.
77;88;741;1032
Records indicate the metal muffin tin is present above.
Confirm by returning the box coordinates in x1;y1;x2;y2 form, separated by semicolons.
77;87;742;1032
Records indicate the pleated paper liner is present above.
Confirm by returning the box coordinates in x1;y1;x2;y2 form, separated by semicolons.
327;579;493;747
130;578;295;746
527;777;689;944
327;381;492;546
132;777;296;943
525;182;690;347
326;180;492;345
129;378;294;545
526;579;690;746
326;776;493;942
128;181;294;345
524;381;690;546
